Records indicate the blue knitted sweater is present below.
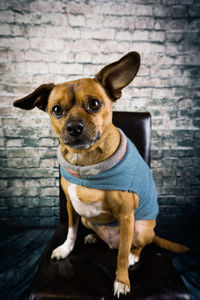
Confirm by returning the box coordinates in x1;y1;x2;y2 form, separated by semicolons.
58;131;159;222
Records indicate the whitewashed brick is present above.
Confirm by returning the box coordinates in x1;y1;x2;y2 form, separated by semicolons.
166;32;183;43
133;42;165;54
158;56;175;65
152;88;173;99
48;13;68;26
0;24;12;36
65;28;81;40
73;39;101;53
25;180;40;188
139;87;153;98
25;187;38;197
29;37;57;52
101;40;130;53
108;2;136;16
153;6;170;18
0;10;15;23
142;54;158;65
23;50;43;62
0;49;8;63
82;28;115;40
139;65;150;76
48;63;64;74
0;179;8;188
41;187;59;197
6;139;23;147
132;30;149;41
103;16;121;28
0;128;4;137
116;31;132;41
83;64;99;77
136;5;153;16
30;0;64;13
63;63;83;75
68;15;85;27
23;62;49;74
75;52;93;63
7;158;24;168
0;138;4;147
185;55;200;66
11;187;24;197
174;55;185;65
149;31;165;42
39;178;55;186
67;2;90;15
92;52;120;64
120;16;136;29
135;17;154;29
40;158;55;168
14;37;30;49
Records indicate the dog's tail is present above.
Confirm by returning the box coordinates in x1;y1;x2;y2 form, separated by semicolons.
153;235;190;253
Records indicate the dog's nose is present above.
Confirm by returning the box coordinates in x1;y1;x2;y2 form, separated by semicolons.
66;120;85;137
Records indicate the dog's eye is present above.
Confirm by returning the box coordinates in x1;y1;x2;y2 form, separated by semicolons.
52;105;64;118
88;98;101;112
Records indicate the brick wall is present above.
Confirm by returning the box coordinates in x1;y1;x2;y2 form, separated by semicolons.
0;0;199;227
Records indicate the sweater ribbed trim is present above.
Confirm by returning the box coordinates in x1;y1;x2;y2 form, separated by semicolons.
57;129;127;179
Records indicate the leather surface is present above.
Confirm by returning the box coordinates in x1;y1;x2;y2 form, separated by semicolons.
30;223;190;300
113;112;151;166
30;112;190;299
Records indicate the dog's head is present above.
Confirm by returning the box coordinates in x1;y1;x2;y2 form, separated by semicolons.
14;52;140;151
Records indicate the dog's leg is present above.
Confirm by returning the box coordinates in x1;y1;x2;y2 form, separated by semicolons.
129;220;156;267
114;214;134;298
81;216;99;244
51;198;79;260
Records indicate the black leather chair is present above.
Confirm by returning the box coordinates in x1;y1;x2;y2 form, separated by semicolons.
29;112;190;300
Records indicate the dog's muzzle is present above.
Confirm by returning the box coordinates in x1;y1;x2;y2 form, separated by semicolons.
62;119;100;150
66;119;85;137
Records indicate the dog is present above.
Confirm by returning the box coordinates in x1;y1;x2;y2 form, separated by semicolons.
13;52;189;298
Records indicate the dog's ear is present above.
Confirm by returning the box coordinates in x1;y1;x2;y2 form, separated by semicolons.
13;83;55;111
95;52;140;101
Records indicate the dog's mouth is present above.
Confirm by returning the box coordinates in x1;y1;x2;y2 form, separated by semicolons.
61;133;101;150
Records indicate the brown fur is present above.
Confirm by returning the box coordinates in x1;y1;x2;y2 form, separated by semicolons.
13;52;189;297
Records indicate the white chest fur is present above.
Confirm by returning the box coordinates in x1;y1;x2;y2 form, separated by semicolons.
67;184;106;218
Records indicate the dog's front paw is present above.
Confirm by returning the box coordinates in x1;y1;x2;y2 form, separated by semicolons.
84;233;98;244
51;245;71;260
114;281;130;298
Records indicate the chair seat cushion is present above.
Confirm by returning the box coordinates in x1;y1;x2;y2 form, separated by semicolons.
30;223;190;300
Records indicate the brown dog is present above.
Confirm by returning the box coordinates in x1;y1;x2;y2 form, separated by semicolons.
14;52;188;297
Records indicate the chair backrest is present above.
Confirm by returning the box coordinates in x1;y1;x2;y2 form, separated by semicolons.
59;112;152;223
112;112;151;166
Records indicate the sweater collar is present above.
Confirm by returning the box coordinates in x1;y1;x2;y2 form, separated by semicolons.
57;129;127;179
